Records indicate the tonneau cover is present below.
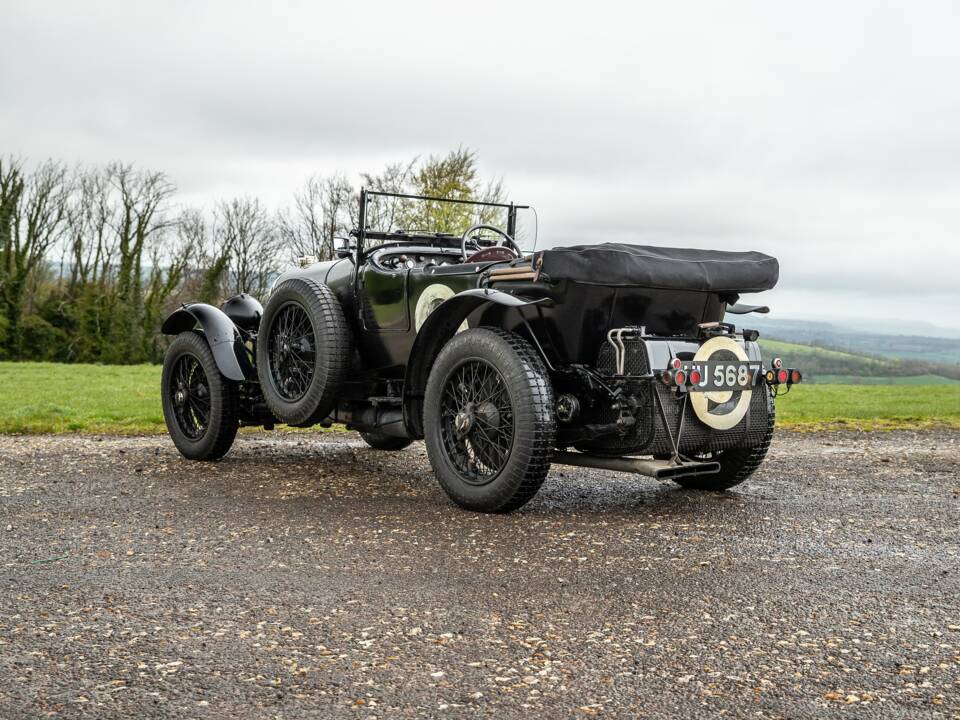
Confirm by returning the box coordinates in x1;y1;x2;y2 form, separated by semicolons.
536;243;778;293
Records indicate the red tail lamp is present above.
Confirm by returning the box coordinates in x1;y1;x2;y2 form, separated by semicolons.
689;369;702;385
790;369;802;384
674;370;687;386
777;369;789;384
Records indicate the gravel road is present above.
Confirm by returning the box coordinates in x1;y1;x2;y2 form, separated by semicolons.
1;430;959;719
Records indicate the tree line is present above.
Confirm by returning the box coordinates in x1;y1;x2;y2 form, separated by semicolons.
0;148;501;364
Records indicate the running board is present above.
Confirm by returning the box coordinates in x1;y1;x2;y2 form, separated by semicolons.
552;452;721;480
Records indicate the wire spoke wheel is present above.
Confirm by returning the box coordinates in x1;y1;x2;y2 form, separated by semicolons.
169;353;211;440
438;359;515;486
267;302;317;402
162;332;239;461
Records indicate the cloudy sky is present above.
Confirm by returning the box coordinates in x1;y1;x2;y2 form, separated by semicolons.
3;1;959;330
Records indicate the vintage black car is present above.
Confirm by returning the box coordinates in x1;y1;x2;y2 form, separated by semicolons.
160;190;801;512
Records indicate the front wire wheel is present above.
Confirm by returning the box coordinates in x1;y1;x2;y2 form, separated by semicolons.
161;331;239;461
169;353;210;439
424;328;556;513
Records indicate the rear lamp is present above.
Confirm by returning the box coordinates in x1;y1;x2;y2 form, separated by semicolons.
772;357;783;369
670;357;682;370
674;370;687;386
790;369;802;384
689;369;702;385
765;370;775;383
661;370;672;385
777;369;789;384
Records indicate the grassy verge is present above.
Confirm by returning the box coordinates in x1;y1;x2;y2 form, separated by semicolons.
0;362;165;434
773;384;960;431
1;361;958;434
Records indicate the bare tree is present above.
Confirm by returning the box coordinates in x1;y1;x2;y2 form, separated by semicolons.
278;173;356;261
216;197;280;298
0;157;70;353
176;208;230;304
141;218;197;358
360;158;417;233
65;165;116;288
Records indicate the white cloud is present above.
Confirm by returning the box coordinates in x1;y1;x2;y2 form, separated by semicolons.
2;0;958;328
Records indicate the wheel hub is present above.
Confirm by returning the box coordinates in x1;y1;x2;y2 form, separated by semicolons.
174;390;186;405
454;410;473;435
474;401;500;437
438;359;516;486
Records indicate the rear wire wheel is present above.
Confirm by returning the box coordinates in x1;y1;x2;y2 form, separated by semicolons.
424;328;556;513
161;331;239;460
673;390;776;491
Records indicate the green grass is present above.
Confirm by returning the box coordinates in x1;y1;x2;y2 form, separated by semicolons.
0;362;165;434
0;361;958;434
773;384;960;431
813;374;960;386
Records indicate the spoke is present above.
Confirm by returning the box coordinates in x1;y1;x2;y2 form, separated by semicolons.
438;360;514;483
190;397;209;424
268;304;319;401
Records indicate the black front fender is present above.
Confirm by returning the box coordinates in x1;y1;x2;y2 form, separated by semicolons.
161;304;251;382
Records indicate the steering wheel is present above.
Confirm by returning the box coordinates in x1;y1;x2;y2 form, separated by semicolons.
460;224;521;262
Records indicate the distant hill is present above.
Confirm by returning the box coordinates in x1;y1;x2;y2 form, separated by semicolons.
737;317;960;364
755;338;960;384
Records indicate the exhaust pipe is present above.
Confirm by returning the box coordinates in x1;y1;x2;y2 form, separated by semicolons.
552;451;721;480
329;404;409;439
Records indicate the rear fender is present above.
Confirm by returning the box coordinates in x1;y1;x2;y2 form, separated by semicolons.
403;288;547;437
161;304;252;381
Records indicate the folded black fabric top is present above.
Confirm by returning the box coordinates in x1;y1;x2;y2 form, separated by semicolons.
536;243;779;293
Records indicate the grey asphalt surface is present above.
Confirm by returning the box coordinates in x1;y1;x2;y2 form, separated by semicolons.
1;430;959;719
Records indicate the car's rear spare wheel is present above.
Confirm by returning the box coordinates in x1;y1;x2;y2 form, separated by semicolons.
256;278;351;426
424;328;556;513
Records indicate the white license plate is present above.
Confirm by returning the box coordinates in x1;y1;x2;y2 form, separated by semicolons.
687;361;761;392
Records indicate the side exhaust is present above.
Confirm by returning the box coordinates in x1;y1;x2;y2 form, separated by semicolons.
552;451;721;480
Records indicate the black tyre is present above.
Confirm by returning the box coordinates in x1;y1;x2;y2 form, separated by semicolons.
161;331;239;461
674;391;776;491
359;430;414;451
256;278;351;426
424;328;556;513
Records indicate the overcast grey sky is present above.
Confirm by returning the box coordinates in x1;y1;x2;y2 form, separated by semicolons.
3;1;959;329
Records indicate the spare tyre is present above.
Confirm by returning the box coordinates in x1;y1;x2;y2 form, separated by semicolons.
256;278;351;425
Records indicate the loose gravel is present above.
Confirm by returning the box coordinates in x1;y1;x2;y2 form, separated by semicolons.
1;430;958;718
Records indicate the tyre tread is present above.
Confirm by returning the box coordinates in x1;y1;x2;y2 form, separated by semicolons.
425;327;556;513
